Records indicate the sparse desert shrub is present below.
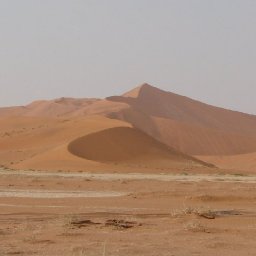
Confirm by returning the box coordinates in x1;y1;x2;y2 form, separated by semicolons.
233;173;246;177
71;247;87;256
171;205;216;219
184;220;206;232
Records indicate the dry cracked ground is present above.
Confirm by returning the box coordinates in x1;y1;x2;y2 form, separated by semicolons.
1;168;256;256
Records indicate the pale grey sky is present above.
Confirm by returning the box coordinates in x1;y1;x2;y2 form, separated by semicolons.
0;0;255;114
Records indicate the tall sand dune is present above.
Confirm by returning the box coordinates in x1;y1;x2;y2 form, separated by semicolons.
106;83;256;155
1;83;256;172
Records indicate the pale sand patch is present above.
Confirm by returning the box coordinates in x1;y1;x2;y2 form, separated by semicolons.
0;188;128;198
1;168;256;183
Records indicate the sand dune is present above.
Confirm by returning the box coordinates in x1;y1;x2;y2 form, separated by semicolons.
1;83;256;172
107;83;256;155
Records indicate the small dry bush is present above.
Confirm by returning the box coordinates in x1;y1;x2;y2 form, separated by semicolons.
184;220;206;232
172;205;216;219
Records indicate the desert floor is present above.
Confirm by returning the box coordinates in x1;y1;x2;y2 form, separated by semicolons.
1;168;256;256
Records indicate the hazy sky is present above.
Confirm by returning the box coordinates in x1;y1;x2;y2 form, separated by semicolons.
0;0;255;114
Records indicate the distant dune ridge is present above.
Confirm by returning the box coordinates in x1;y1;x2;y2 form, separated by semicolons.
1;83;256;173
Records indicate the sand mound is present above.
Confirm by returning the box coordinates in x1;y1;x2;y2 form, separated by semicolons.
68;127;207;166
0;115;131;170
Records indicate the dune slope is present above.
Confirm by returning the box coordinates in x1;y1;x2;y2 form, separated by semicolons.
197;152;256;173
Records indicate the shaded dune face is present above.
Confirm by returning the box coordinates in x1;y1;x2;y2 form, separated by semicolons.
67;127;208;166
68;127;174;162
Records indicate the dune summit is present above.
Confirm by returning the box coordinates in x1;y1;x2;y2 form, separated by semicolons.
1;83;256;172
